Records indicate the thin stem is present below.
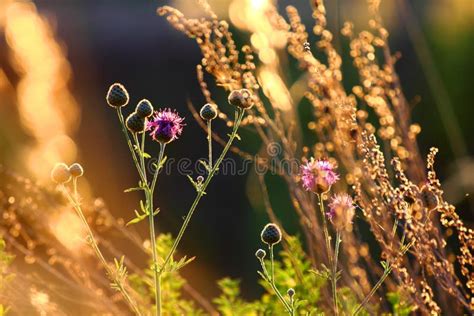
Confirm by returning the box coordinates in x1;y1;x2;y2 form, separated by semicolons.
352;266;392;316
116;108;146;182
147;143;166;316
207;120;213;169
352;239;415;315
332;231;341;316
258;254;292;314
159;109;245;275
317;194;333;265
62;187;142;316
269;244;275;283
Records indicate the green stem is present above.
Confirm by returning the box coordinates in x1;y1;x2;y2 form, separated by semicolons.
258;254;292;314
62;188;142;316
159;109;245;275
317;194;333;264
352;238;415;315
352;265;392;316
207;120;213;169
147;144;165;316
332;231;341;316
116;108;146;182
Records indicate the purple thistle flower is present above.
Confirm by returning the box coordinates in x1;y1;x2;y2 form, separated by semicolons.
300;158;339;194
327;193;355;230
147;108;185;144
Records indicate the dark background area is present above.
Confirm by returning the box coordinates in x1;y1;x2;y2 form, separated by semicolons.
2;0;472;301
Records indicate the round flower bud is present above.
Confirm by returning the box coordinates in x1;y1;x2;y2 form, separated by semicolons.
51;163;72;184
106;83;129;107
69;163;84;178
199;103;218;121
255;248;266;260
135;99;154;118
126;113;146;133
228;89;253;109
287;288;295;298
261;223;282;246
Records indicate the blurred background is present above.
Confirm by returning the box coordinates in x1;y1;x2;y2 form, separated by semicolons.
0;0;473;305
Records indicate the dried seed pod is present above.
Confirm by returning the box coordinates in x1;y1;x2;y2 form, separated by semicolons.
228;89;253;109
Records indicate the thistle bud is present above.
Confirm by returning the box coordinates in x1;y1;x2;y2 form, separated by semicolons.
106;83;129;107
135;99;154;118
199;103;218;121
69;163;84;178
126;113;146;133
255;248;266;260
51;163;72;184
260;223;282;246
228;89;253;109
287;288;295;298
327;193;355;231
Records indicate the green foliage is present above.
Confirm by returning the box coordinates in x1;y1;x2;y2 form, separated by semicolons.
129;234;203;315
0;238;14;315
214;236;327;315
387;291;416;316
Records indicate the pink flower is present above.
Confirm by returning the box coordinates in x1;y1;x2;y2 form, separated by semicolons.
147;108;185;144
300;158;339;194
327;193;355;230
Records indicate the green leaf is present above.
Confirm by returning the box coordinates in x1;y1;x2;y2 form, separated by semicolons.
124;187;144;193
126;213;148;226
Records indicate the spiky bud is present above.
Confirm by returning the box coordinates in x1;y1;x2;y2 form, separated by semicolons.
106;83;129;107
228;89;253;109
51;163;72;184
287;288;295;298
255;248;266;260
199;103;218;121
135;99;154;118
126;112;146;133
69;163;84;178
261;223;282;246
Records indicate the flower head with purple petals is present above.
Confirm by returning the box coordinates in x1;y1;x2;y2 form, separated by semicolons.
327;193;355;230
147;108;185;144
300;158;339;194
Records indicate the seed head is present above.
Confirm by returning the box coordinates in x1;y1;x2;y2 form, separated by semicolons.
327;193;355;231
300;158;339;194
126;112;146;134
287;288;295;298
51;163;72;184
261;223;282;246
228;89;253;109
69;163;84;178
106;83;129;107
135;99;154;118
147;108;185;144
199;103;218;121
255;248;266;260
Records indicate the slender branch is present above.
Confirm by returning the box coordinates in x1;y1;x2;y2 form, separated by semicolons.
317;194;333;264
159;109;245;275
116;108;146;182
332;231;341;316
147;143;166;316
258;248;293;314
207;120;213;169
61;187;142;316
